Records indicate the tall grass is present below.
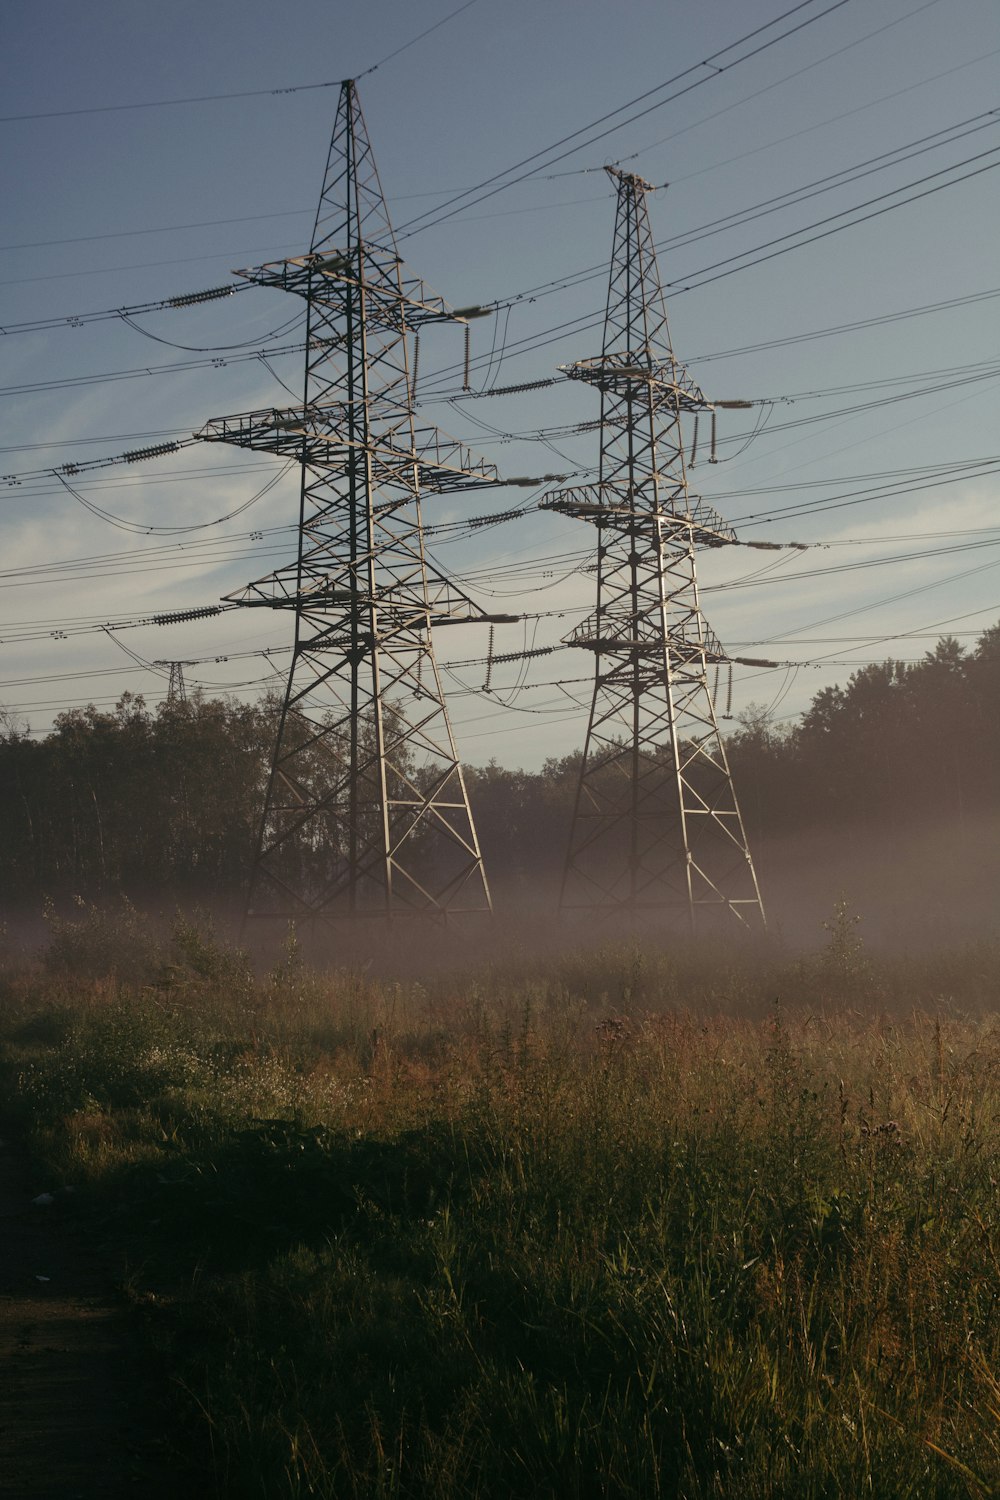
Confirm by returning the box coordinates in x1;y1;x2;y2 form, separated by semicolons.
1;909;999;1497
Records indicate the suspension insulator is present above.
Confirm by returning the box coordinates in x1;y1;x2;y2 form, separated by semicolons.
463;325;471;391
484;625;495;692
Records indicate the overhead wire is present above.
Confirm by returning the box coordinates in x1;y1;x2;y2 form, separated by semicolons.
0;337;307;399
118;307;306;353
357;0;483;79
6;35;994;339
413;135;1000;397
687;285;1000;365
0;427;193;455
657;107;1000;257
8;458;289;494
726;457;1000;527
704;454;999;501
3;1;995;744
53;461;294;536
456;116;1000;333
394;0;857;240
618;0;947;165
0;209;313;257
6;127;994;434
703;534;1000;594
0;284;247;335
744;558;1000;649
667;40;1000;189
661;144;1000;296
0;77;344;125
0;242;301;291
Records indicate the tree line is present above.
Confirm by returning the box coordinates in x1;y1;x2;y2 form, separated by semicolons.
0;624;997;907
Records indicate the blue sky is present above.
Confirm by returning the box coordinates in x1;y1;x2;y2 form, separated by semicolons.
1;0;998;766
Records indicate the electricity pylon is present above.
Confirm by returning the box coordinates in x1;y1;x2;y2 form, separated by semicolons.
200;80;509;924
164;661;189;705
541;168;765;933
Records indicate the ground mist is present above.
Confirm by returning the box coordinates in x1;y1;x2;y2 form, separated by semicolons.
1;904;999;1498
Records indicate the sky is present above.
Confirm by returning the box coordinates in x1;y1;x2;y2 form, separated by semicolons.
1;0;998;768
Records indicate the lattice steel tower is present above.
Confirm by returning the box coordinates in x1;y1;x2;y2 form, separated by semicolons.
200;80;507;923
541;168;765;932
164;661;189;706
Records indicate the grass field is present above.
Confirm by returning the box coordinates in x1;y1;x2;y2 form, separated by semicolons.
2;902;999;1497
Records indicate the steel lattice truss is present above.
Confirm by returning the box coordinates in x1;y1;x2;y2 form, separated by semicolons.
199;81;505;922
542;168;766;931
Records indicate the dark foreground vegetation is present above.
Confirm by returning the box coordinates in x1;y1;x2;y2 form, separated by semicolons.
2;907;1000;1497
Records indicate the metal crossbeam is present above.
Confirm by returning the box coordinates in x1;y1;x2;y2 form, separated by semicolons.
199;406;499;492
539;481;736;547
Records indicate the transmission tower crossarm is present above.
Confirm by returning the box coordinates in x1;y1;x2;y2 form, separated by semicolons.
196;407;501;493
560;356;711;412
232;253;491;331
539;481;737;546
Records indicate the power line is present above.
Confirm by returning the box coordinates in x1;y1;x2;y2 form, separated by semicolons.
658;108;1000;258
0;604;234;645
704;452;1000;499
395;0;856;241
358;0;482;78
5;126;992;403
0;283;246;336
705;534;1000;594
2;3;483;125
726;458;1000;528
0;338;306;399
53;462;294;536
620;0;947;165
5;32;991;285
0;210;312;256
0;427;192;454
687;286;1000;364
663;144;1000;294
0;77;343;125
0;242;298;291
668;42;1000;189
412;139;1000;400
8;460;287;493
476;137;1000;340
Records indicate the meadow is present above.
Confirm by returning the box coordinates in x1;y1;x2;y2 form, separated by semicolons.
1;900;999;1498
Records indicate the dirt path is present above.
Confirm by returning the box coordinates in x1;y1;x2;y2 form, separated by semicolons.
0;1128;170;1499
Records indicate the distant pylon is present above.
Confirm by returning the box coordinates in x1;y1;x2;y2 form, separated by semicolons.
161;661;189;705
167;662;187;704
542;168;765;933
200;81;510;924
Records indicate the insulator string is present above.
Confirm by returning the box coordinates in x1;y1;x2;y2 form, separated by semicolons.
484;624;495;692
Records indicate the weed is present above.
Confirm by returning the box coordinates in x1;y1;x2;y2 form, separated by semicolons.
2;930;1000;1496
43;894;161;985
